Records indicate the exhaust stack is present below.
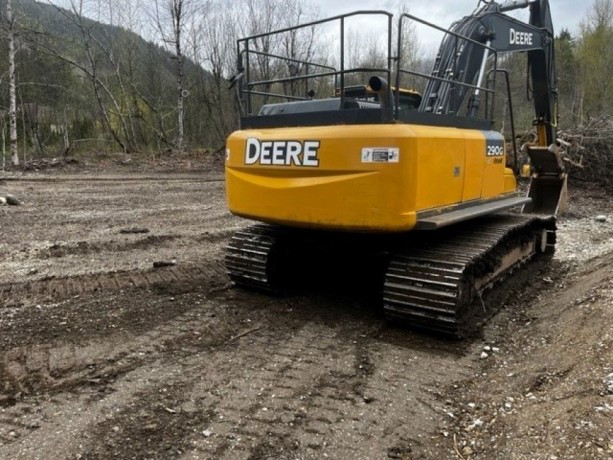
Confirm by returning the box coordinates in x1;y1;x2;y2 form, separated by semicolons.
369;76;391;109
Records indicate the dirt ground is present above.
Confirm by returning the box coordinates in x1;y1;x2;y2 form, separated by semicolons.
0;169;611;460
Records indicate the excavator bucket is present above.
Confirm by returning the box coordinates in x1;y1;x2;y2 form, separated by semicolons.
522;145;568;216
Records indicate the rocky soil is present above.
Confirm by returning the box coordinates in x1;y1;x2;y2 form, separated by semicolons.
0;172;611;460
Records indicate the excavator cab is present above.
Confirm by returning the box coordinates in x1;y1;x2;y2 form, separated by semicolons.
336;85;422;113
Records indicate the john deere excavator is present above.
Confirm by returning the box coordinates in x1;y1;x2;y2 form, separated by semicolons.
224;0;568;336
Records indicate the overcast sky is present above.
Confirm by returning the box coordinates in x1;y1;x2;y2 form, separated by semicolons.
50;0;594;60
303;0;592;58
312;0;591;36
55;0;592;46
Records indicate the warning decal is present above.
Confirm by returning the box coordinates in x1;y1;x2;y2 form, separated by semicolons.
361;147;400;163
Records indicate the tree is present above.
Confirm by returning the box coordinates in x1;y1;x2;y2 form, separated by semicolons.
6;0;18;165
184;2;236;147
169;0;185;151
40;0;138;153
577;0;613;119
150;0;200;152
556;29;580;126
182;0;323;147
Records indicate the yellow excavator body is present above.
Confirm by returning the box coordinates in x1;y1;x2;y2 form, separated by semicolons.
224;3;566;336
226;124;517;232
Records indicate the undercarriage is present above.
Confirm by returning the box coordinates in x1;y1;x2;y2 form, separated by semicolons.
226;215;556;337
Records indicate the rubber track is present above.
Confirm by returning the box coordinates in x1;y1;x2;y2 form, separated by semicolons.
383;214;555;336
0;261;227;307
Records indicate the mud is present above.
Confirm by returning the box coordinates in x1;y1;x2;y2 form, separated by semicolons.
0;174;611;459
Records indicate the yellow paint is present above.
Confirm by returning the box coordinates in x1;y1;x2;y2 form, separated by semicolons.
536;124;548;146
521;163;531;177
225;124;517;232
504;167;517;192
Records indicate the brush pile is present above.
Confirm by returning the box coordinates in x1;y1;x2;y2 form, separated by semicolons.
513;117;613;190
557;117;613;190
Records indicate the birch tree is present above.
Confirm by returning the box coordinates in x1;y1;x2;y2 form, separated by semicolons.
6;0;18;165
184;2;235;147
150;0;199;152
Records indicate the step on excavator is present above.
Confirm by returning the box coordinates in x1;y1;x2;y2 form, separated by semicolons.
224;0;568;336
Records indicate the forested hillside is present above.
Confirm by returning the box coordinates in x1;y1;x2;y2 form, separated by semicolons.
0;0;225;161
0;0;612;165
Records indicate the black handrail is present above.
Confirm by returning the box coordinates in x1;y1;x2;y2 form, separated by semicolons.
238;10;392;42
235;9;502;125
237;11;393;116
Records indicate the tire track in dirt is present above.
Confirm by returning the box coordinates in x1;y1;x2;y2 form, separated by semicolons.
0;288;298;457
196;323;362;460
34;234;181;259
69;320;365;460
0;175;223;183
0;295;235;402
0;259;510;460
27;226;235;261
0;294;246;455
0;259;229;308
74;308;471;460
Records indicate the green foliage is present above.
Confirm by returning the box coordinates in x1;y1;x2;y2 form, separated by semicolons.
577;0;613;119
556;29;580;126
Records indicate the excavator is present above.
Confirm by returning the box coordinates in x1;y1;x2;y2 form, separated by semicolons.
224;0;568;336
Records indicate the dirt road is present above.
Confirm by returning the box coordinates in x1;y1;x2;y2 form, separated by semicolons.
0;174;611;459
